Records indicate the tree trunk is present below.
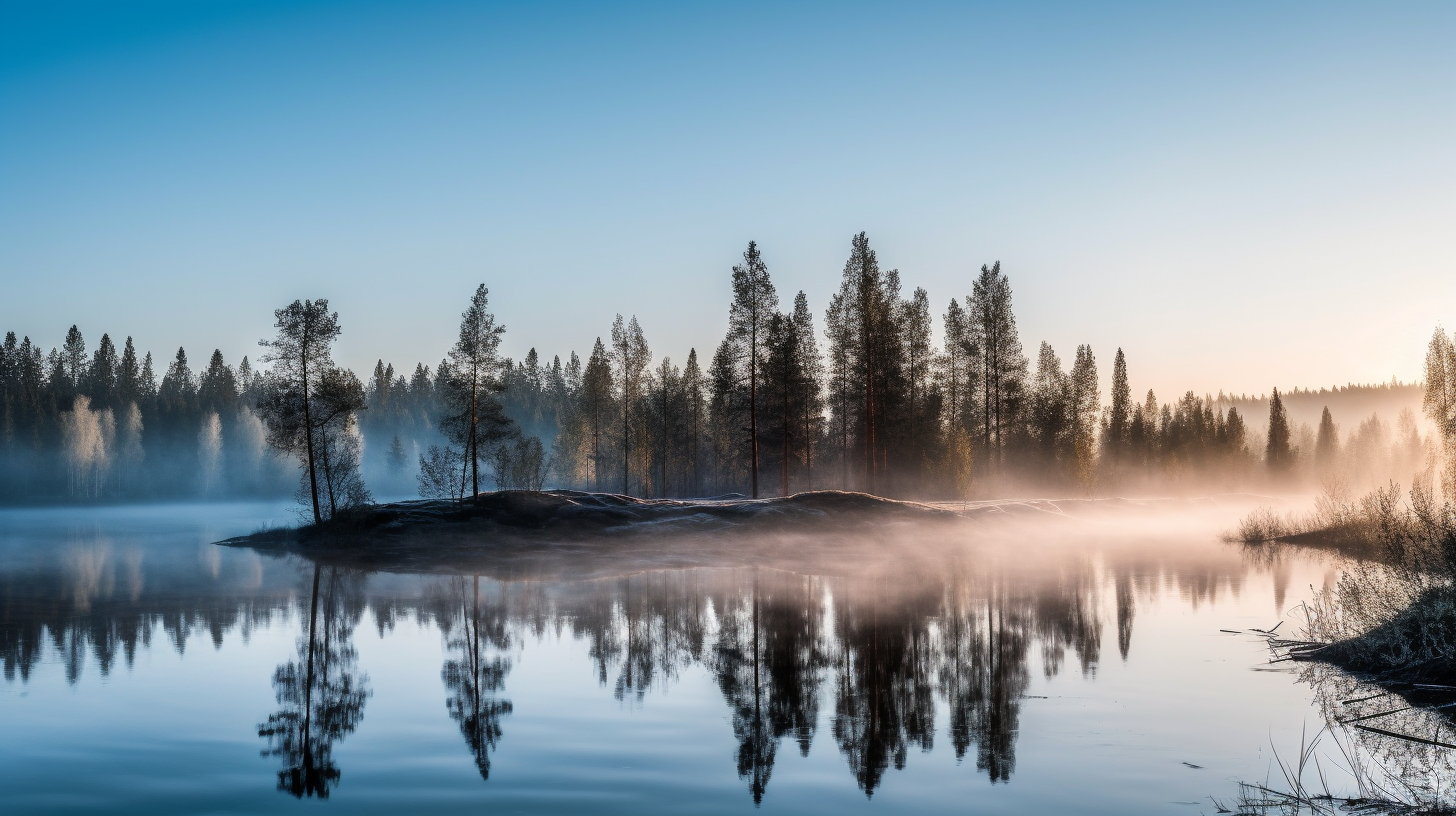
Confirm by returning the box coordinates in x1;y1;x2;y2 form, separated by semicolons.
300;324;322;525
750;317;759;499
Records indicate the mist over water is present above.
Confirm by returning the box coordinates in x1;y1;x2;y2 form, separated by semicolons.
1;498;1354;814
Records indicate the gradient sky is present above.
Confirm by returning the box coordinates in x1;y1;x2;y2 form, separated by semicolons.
2;1;1452;401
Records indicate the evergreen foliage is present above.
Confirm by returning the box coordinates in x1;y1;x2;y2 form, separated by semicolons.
1;240;1437;507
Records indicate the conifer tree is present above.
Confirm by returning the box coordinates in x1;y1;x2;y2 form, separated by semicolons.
938;298;974;441
1029;342;1070;471
117;337;142;408
582;339;614;491
762;312;799;495
87;334;118;408
903;287;933;484
827;232;896;493
790;293;823;491
727;241;778;499
683;348;706;495
1315;406;1339;467
159;347;197;419
442;284;509;499
709;337;746;492
61;325;87;400
140;351;157;401
1069;344;1099;486
610;315;650;495
1104;348;1130;463
968;262;1026;474
1265;388;1294;473
198;350;238;414
257;299;344;524
823;293;852;489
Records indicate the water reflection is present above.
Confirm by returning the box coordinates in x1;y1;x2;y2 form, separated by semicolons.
437;575;512;780
257;564;371;798
0;505;1296;806
713;570;827;802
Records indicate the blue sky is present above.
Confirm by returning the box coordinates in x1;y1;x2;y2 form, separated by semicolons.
2;1;1452;400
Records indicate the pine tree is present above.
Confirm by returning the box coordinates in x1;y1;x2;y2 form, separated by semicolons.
938;298;975;443
442;284;510;500
60;325;87;400
582;339;614;491
727;241;778;499
388;434;407;475
649;356;680;497
257;299;344;524
117;337;142;408
761;312;799;495
610;315;650;495
1029;342;1070;472
790;293;823;491
198;349;238;414
1069;344;1099;487
87;334;118;408
1104;348;1130;464
683;348;706;495
159;347;197;419
709;337;746;492
902;287;933;486
827;232;897;493
1265;388;1295;473
140;351;157;401
968;262;1026;475
1315;406;1339;467
823;292;853;489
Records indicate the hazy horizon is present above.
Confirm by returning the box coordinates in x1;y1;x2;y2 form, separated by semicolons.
3;1;1452;402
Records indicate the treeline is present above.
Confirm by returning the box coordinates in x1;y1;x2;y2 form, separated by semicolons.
2;232;1434;505
0;329;294;502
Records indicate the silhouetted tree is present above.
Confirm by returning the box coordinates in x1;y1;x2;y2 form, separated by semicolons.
1315;406;1339;469
1103;348;1131;464
1069;344;1099;487
441;284;508;499
610;315;650;495
441;576;513;780
86;333;117;409
1266;388;1295;472
683;348;706;494
258;565;371;798
257;299;343;524
727;241;779;499
582;339;614;491
968;262;1026;475
198;350;238;414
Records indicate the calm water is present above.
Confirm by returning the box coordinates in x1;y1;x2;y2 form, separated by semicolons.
0;499;1341;814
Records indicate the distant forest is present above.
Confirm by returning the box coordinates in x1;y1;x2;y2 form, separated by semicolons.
0;233;1433;507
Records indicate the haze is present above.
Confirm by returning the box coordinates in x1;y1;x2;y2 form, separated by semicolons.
2;1;1452;401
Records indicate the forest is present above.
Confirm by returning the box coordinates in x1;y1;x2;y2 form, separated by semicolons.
0;233;1434;510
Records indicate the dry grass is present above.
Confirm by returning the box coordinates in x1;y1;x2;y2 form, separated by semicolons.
1270;475;1456;681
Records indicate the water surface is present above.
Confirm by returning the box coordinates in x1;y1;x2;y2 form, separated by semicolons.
1;499;1337;814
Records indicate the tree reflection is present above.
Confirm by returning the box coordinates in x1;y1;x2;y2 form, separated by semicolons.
440;575;513;780
830;576;939;796
257;564;371;798
713;569;827;803
938;581;1030;783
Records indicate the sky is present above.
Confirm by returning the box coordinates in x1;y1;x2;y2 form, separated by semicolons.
1;0;1452;402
